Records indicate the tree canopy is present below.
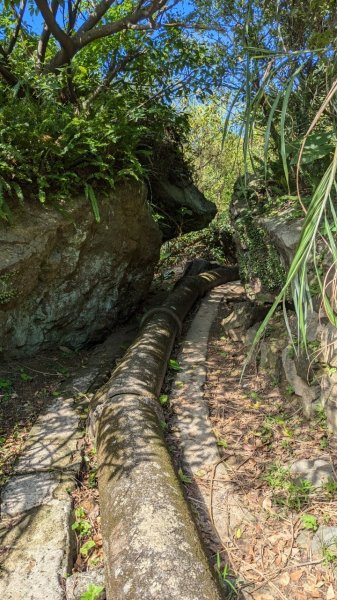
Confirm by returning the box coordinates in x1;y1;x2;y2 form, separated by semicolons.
0;1;229;218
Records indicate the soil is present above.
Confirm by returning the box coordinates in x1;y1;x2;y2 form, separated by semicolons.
3;260;337;598
0;349;88;486
205;299;337;600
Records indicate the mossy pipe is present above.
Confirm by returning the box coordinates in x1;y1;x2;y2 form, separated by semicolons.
91;267;238;600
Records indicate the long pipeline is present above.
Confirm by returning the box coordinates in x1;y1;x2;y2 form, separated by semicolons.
90;267;239;600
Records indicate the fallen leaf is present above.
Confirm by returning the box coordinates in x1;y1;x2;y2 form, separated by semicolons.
304;583;320;596
290;570;304;582
268;535;278;544
262;497;272;512
278;572;290;587
327;584;335;600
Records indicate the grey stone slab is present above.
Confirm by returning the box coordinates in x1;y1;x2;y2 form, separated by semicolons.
311;526;337;558
14;397;81;474
172;286;228;473
69;370;101;395
0;499;74;599
170;285;254;541
0;368;99;598
290;458;335;487
66;569;106;600
1;472;74;517
261;215;303;264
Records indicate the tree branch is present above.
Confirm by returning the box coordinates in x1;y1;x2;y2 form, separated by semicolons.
6;0;27;56
83;49;145;110
76;0;115;35
0;61;19;86
67;0;82;34
44;0;172;72
35;0;74;56
37;0;60;68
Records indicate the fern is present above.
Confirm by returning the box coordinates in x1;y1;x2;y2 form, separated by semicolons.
85;184;101;224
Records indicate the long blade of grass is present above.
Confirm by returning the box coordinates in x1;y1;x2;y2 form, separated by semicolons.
244;146;337;372
280;60;308;190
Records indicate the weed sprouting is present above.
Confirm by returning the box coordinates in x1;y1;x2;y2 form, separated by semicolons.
80;583;104;600
216;553;238;596
71;507;92;537
263;463;313;510
323;478;337;498
301;514;319;532
178;468;192;484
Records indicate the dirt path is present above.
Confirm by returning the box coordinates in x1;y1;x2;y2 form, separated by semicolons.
2;270;337;600
205;300;337;600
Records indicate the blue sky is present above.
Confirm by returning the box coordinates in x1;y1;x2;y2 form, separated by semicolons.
23;0;196;35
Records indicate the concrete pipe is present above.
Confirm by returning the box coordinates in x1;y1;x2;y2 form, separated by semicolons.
90;267;239;600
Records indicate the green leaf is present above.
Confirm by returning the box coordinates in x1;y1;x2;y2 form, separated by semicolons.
80;583;104;600
20;371;33;381
168;359;181;371
280;61;308;189
178;468;192;484
80;539;96;556
85;184;100;223
301;514;318;531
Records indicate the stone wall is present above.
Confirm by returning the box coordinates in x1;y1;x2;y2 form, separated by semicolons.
0;181;161;357
230;184;337;433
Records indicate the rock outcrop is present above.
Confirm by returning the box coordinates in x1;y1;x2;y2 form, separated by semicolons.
151;174;217;240
230;180;337;432
148;143;217;240
0;181;161;357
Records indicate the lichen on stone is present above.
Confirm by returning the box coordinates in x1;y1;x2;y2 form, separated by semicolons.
235;208;286;293
0;271;18;304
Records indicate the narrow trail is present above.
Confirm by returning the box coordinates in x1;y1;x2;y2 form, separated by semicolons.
203;299;337;600
1;268;337;600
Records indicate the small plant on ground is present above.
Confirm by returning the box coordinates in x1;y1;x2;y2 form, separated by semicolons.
320;436;329;449
160;419;169;432
322;545;337;567
264;463;313;510
216;553;238;596
80;584;104;600
286;479;313;511
80;540;96;557
19;370;33;382
169;359;182;372
87;469;98;489
315;406;328;428
323;478;337;498
301;514;319;532
71;508;92;537
178;468;192;484
0;378;13;403
217;439;228;448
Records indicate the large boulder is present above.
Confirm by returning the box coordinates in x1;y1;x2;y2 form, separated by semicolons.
151;174;217;240
148;143;217;240
0;181;161;357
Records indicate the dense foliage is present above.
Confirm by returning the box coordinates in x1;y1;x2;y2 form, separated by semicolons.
0;0;226;220
213;0;337;348
2;0;337;346
184;96;243;217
